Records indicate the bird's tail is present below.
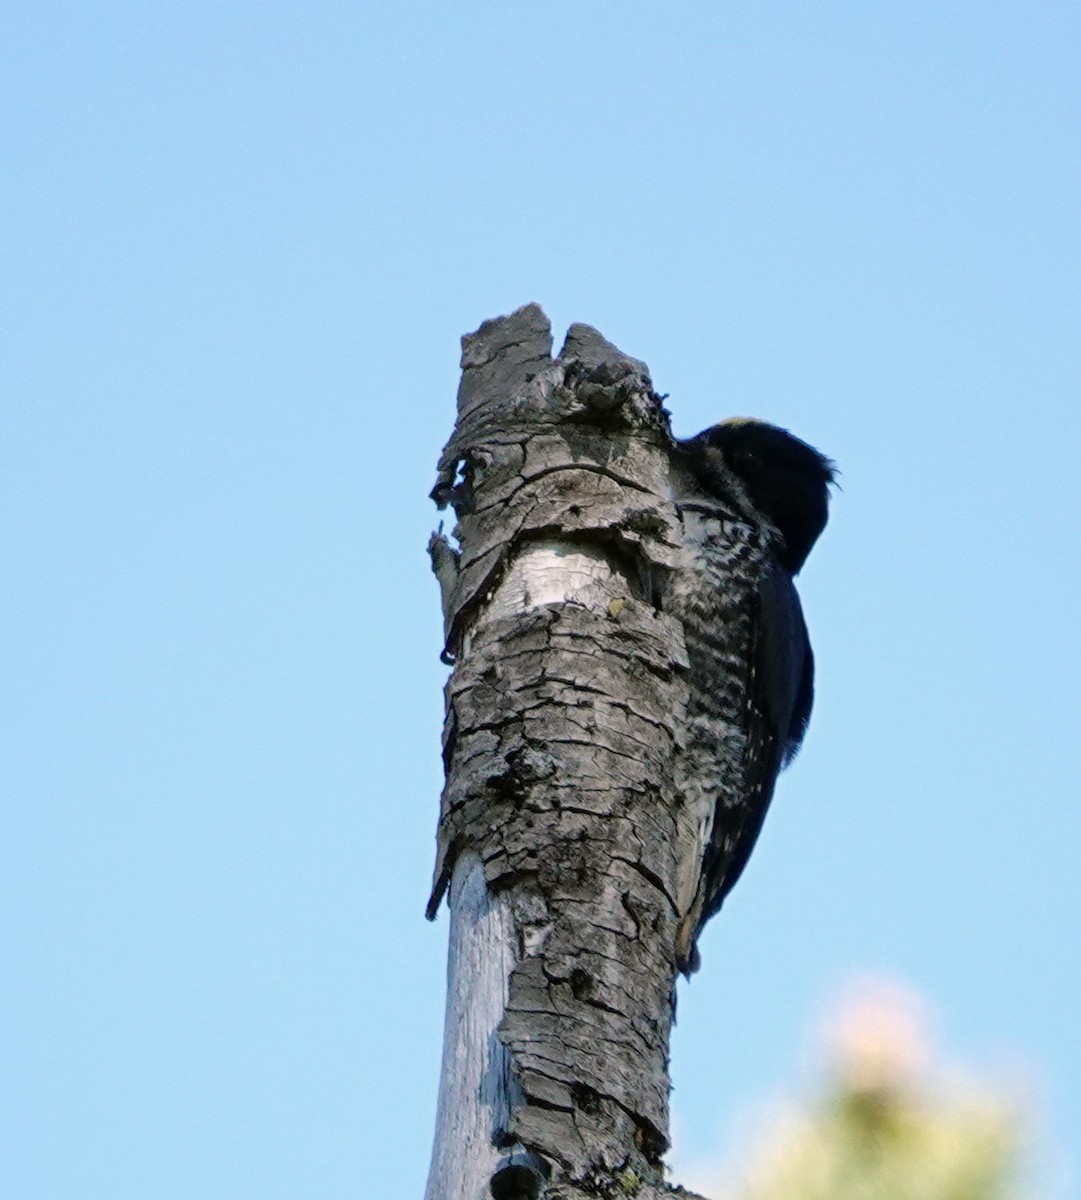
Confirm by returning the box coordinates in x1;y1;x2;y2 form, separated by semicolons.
674;910;703;977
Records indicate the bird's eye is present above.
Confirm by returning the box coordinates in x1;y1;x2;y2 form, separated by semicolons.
734;449;761;473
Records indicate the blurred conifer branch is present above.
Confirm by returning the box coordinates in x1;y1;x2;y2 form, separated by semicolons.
705;982;1027;1200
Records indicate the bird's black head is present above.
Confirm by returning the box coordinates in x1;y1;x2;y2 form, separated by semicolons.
678;418;836;574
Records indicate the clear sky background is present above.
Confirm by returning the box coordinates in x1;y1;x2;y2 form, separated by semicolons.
3;3;1078;1197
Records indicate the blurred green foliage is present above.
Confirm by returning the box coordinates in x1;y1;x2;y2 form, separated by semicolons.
722;983;1025;1200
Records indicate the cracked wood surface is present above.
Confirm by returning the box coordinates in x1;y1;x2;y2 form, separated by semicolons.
425;304;717;1200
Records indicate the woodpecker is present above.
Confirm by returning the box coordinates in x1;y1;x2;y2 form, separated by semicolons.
668;418;835;973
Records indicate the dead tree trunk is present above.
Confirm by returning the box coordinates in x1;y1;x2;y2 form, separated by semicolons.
425;305;710;1200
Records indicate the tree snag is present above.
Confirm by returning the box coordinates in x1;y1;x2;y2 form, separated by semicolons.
425;304;714;1200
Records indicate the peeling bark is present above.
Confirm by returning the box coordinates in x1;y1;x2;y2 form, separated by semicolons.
425;305;714;1200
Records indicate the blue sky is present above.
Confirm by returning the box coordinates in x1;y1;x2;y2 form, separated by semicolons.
2;3;1078;1197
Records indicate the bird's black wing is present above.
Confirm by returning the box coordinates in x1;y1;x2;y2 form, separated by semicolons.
697;558;813;927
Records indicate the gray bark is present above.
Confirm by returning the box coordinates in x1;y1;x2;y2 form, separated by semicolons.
425;304;711;1200
425;854;522;1200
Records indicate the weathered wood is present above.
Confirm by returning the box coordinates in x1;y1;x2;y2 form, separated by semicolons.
424;853;524;1200
425;305;716;1200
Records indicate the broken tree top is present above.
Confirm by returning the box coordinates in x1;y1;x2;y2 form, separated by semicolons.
429;303;682;661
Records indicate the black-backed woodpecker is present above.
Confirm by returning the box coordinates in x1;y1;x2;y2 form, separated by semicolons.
669;418;836;973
